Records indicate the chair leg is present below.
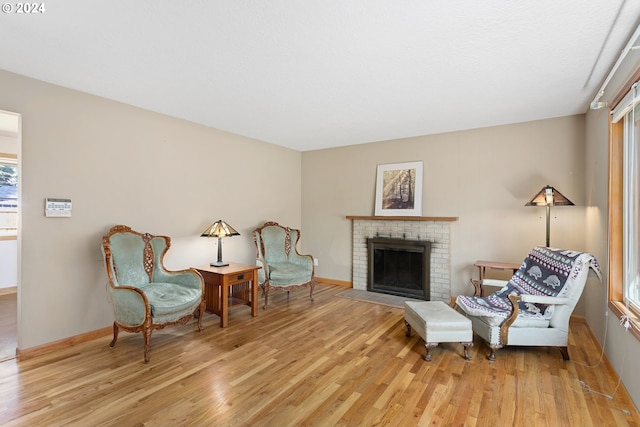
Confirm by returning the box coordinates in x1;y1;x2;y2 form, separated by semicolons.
143;327;152;363
196;300;205;332
109;322;119;348
462;342;473;360
405;320;412;337
264;286;270;309
558;346;570;360
309;282;315;301
488;344;501;361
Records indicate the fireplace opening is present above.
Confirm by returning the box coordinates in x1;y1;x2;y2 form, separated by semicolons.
367;237;431;300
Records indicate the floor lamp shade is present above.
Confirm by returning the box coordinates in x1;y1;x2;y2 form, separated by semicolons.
525;185;574;247
201;219;240;267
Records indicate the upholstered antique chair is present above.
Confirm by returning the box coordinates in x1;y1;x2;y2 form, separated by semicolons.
455;247;600;361
101;225;205;362
253;221;315;308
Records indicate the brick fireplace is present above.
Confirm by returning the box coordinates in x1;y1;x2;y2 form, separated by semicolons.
347;216;457;302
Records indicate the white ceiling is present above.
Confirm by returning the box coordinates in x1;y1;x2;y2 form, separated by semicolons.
1;1;640;151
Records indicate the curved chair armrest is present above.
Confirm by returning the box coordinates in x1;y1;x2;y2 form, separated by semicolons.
470;279;482;297
154;268;203;290
499;294;570;345
110;286;150;327
289;253;314;269
499;294;522;346
450;296;458;309
519;295;570;306
256;258;268;285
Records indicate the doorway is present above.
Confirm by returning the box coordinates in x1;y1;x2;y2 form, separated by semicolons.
0;110;21;361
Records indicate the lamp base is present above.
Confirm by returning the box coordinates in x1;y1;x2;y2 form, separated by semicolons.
210;261;229;267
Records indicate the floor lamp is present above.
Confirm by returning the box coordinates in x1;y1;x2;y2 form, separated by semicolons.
525;185;574;247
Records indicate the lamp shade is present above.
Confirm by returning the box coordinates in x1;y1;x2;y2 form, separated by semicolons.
201;220;240;238
525;185;574;207
525;185;574;247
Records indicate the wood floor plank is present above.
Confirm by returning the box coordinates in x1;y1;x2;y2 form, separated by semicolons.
0;283;638;426
0;293;17;361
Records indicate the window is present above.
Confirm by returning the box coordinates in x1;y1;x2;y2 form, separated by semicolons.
624;100;640;311
609;82;640;339
0;155;17;237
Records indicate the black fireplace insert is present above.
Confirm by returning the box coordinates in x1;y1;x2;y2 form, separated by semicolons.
367;237;431;300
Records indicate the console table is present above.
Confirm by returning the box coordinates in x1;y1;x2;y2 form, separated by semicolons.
193;263;261;327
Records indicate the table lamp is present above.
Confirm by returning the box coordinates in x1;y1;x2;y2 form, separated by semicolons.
201;219;240;267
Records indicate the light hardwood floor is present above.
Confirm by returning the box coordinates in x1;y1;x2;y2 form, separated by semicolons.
0;293;17;361
0;283;638;426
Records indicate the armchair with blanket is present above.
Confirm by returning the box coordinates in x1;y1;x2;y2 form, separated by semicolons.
456;246;601;360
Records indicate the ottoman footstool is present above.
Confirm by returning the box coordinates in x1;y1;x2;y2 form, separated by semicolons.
404;301;473;361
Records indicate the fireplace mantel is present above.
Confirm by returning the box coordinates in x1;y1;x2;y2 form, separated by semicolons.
346;215;458;222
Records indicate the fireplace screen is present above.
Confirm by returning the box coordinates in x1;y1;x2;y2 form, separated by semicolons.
367;237;431;300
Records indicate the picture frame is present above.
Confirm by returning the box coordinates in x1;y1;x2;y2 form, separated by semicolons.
374;161;423;216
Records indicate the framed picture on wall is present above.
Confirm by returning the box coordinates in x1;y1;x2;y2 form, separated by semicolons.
374;161;423;216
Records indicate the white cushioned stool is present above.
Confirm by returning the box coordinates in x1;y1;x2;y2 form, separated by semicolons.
404;301;473;361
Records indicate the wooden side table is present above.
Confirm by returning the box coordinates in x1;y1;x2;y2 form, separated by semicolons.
474;260;520;281
471;260;520;297
193;263;261;328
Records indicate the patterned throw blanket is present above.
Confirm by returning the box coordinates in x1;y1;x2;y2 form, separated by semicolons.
457;247;601;320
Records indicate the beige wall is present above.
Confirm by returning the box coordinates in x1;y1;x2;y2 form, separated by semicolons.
583;107;610;341
302;115;587;298
0;69;303;349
